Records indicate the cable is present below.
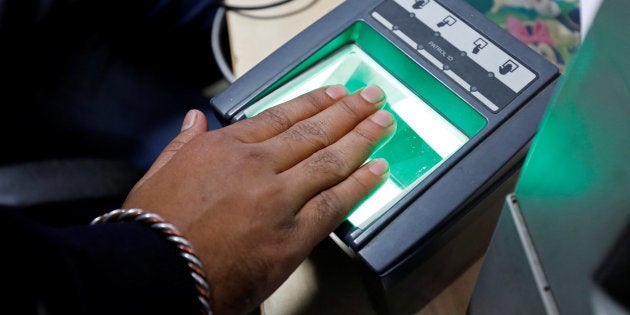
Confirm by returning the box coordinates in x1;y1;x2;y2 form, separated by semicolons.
210;0;298;83
217;0;294;11
211;7;235;83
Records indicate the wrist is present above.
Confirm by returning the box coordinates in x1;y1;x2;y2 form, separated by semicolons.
91;208;213;315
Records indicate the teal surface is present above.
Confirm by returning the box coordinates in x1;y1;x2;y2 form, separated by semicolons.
247;22;487;137
245;22;489;228
513;0;630;312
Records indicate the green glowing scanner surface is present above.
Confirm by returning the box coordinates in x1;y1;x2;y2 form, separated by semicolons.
245;25;486;229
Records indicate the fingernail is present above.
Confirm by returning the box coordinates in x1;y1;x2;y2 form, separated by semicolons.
360;86;385;104
370;110;394;127
325;85;348;100
181;109;197;131
369;159;389;176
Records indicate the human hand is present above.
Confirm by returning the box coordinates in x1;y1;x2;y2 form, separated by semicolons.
122;85;395;314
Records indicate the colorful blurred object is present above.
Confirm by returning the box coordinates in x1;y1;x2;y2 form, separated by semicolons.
466;0;581;73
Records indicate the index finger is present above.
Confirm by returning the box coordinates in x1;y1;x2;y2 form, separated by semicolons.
297;158;390;246
226;85;348;143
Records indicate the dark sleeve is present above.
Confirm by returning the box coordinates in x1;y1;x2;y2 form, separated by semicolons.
0;208;201;315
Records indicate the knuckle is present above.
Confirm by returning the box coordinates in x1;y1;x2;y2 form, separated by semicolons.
302;90;328;112
314;189;344;222
353;124;381;146
348;171;372;193
336;98;362;119
283;128;306;143
306;149;347;177
259;107;293;132
291;120;330;147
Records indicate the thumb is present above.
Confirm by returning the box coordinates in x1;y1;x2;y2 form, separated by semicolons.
134;109;208;188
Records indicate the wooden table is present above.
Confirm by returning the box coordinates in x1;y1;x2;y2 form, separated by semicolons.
224;1;485;314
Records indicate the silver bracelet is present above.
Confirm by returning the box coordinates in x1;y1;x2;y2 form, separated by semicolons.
90;208;212;315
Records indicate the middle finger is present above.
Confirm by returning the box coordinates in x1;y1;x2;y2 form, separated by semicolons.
263;86;386;172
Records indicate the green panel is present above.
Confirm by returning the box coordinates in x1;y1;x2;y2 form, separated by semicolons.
513;1;630;312
372;104;442;188
244;22;488;229
248;22;487;137
352;22;486;137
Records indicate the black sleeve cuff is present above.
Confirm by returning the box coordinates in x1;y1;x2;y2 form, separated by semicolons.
3;209;202;315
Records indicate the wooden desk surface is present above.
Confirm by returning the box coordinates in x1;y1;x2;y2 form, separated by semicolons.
225;0;345;78
224;1;483;314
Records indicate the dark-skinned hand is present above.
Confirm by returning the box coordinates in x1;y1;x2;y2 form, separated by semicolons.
122;85;395;315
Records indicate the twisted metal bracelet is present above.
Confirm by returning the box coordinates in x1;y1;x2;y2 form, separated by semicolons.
90;208;212;315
